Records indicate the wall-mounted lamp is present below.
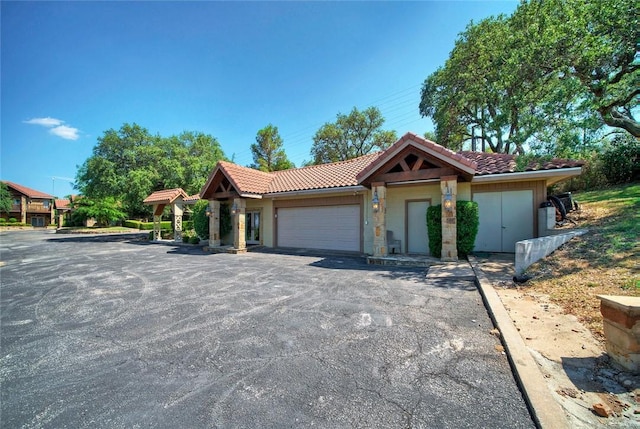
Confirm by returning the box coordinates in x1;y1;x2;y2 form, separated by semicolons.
205;209;212;217
230;202;238;215
443;187;453;212
371;190;380;213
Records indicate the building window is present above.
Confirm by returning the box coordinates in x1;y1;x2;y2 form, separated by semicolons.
43;200;50;209
13;199;20;205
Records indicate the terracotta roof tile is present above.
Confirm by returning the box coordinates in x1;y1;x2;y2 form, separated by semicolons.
267;153;381;193
459;152;584;175
2;181;53;199
218;161;273;195
183;194;201;202
143;188;188;204
55;198;71;209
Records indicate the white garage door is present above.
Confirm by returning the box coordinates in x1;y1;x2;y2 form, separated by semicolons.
474;190;533;252
277;205;360;252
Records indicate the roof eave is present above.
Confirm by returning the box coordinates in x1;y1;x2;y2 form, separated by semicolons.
264;185;367;198
471;167;583;184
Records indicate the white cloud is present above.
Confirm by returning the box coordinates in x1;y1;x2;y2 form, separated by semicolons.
50;125;80;140
24;117;80;140
23;117;63;127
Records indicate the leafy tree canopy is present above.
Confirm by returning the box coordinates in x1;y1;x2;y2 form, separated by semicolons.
250;124;294;171
310;107;397;164
70;196;127;227
0;182;12;214
420;0;639;155
75;123;226;218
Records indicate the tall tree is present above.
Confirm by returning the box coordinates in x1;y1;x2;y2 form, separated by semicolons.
250;124;294;172
420;0;639;155
310;107;397;164
75;123;226;217
0;182;12;214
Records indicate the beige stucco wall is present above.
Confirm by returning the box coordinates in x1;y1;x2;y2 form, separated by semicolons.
245;198;274;247
362;182;471;255
241;183;470;254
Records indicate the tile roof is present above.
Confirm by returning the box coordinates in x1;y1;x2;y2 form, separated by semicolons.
459;152;585;176
143;188;188;205
2;181;53;199
202;133;583;197
55;199;71;210
217;161;274;195
267;153;382;193
183;194;201;202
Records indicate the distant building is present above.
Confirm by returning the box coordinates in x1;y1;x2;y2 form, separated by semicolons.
2;181;54;227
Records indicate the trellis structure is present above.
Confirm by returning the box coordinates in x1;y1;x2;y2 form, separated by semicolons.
143;188;193;242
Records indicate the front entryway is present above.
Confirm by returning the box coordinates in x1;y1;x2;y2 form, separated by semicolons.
473;190;533;252
407;200;430;254
31;217;45;227
246;211;260;244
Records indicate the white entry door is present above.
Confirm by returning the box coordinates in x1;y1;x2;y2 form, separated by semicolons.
407;201;430;254
473;190;533;252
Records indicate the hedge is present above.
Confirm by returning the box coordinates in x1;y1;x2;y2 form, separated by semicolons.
124;220;172;230
426;201;479;258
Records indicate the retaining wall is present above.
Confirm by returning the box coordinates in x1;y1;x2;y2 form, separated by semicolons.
515;229;587;275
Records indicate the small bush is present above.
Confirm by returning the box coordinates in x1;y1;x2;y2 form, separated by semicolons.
189;235;201;244
599;137;640;185
183;220;193;230
426;201;479;258
123;220;142;229
9;218;17;223
0;218;6;223
148;231;154;240
138;221;172;230
193;200;209;239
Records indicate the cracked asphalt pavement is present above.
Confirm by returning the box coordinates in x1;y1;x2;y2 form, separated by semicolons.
0;230;535;428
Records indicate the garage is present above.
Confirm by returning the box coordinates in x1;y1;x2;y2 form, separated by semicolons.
276;205;361;252
473;190;533;252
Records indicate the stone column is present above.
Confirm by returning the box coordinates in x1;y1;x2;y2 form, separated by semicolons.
208;200;221;247
231;198;247;253
20;196;27;224
173;201;183;242
598;295;640;373
58;212;64;228
440;176;458;262
153;214;162;241
372;183;388;257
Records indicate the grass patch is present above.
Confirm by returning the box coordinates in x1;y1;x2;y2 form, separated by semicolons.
525;182;640;341
60;226;140;233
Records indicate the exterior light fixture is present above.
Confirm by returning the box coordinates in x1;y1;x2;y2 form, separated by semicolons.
443;187;453;212
231;202;238;215
371;190;380;213
205;209;212;217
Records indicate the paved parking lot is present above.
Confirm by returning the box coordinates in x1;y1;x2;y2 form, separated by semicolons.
0;231;534;428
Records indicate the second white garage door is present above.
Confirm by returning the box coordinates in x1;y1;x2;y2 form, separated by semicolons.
277;205;360;252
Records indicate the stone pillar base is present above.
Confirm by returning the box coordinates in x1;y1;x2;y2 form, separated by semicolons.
598;295;640;373
228;248;248;254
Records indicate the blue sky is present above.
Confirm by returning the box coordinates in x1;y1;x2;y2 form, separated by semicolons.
1;1;517;198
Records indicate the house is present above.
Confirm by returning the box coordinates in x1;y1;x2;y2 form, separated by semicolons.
1;181;54;227
197;132;583;260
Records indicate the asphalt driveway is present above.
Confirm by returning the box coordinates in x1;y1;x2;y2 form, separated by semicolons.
0;231;534;428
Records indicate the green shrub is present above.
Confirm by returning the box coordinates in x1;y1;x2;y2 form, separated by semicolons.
148;231;154;240
599;136;640;184
426;201;479;258
427;206;442;257
0;218;6;223
189;235;201;244
9;218;17;223
193;200;209;239
138;221;172;230
456;201;479;257
183;220;193;230
124;220;142;229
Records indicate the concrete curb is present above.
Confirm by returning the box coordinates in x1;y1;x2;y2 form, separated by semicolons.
468;255;570;429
